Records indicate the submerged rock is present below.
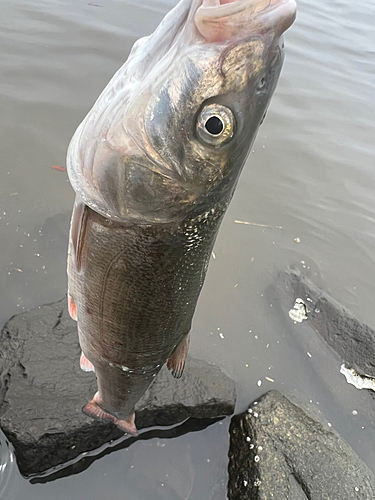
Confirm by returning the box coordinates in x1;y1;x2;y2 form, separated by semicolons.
0;299;236;477
228;391;375;499
275;269;375;379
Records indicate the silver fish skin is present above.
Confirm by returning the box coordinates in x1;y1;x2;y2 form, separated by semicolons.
67;0;296;434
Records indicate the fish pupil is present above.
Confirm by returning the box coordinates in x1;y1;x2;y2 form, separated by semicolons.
205;116;224;135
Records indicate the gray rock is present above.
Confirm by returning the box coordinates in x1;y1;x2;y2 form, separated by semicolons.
275;269;375;378
228;391;375;499
0;299;236;477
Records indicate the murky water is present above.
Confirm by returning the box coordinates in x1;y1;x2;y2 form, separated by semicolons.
1;0;375;497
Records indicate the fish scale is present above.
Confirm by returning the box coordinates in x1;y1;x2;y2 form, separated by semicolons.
68;199;228;416
70;203;226;360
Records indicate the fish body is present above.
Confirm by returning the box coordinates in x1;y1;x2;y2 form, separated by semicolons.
67;0;296;433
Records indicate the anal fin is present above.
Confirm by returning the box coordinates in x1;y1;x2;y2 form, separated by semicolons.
82;392;137;435
80;352;95;372
167;332;190;379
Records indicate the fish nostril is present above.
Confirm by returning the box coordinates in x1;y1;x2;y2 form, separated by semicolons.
205;116;224;135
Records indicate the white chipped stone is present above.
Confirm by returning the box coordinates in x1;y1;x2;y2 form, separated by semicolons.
288;298;308;323
340;364;375;392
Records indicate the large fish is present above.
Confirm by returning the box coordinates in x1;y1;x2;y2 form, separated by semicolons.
66;0;296;435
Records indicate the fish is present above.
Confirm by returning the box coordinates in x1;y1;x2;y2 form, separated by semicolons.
66;0;296;435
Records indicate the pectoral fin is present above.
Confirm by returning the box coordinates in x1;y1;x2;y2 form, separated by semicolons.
167;332;190;379
82;392;138;436
70;200;89;272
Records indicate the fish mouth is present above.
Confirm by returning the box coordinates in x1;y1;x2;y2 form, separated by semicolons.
195;0;297;42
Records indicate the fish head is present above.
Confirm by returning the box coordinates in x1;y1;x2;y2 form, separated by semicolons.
67;0;296;223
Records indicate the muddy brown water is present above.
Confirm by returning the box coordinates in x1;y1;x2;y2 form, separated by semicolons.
1;0;375;498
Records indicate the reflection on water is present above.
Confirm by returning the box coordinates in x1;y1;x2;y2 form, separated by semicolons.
1;0;375;497
0;431;17;500
29;418;224;484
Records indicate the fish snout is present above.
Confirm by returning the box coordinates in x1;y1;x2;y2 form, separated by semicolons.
195;0;297;42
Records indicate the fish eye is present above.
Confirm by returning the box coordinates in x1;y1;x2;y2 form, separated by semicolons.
196;103;235;147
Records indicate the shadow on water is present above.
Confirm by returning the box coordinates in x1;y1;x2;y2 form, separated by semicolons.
28;416;224;484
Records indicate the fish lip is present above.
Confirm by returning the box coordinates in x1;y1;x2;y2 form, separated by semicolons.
197;0;294;20
195;0;297;40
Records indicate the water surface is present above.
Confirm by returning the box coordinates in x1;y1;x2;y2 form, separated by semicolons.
1;0;375;498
